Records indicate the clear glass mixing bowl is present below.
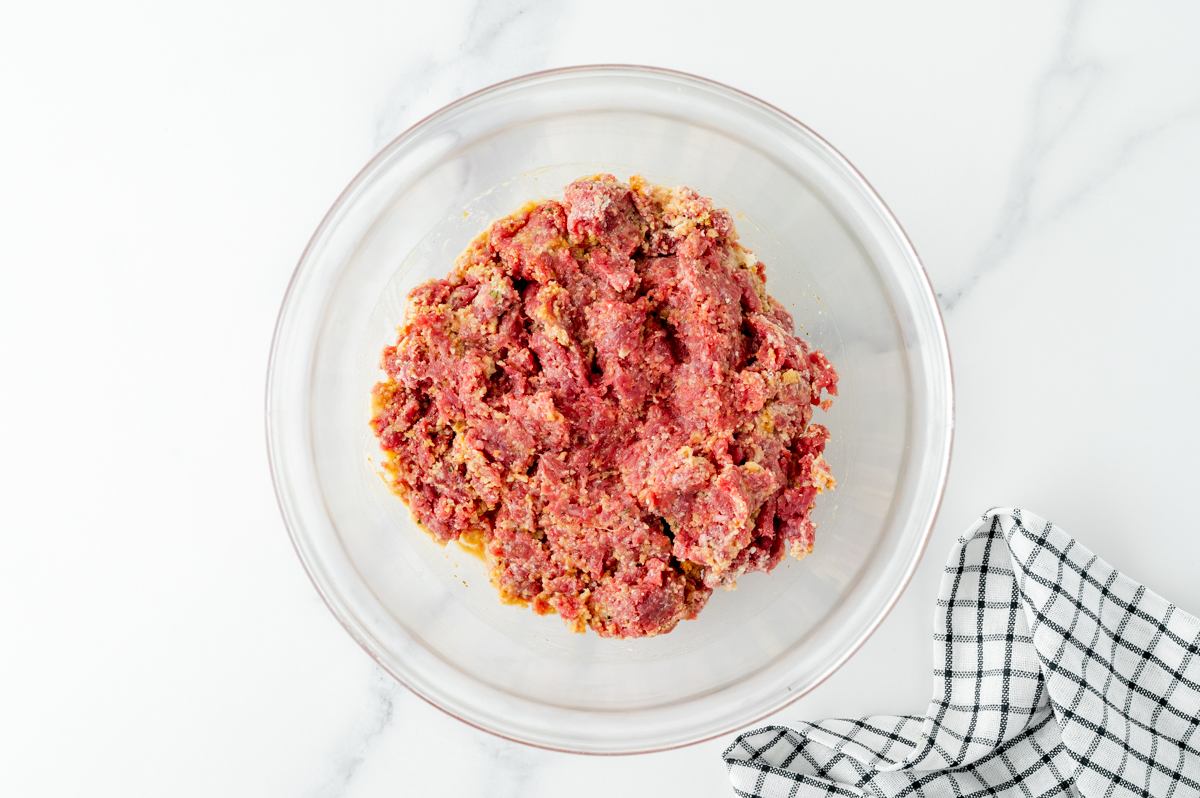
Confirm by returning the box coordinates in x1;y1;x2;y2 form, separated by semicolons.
266;66;953;754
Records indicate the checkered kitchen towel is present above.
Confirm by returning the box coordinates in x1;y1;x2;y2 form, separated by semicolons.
724;508;1200;797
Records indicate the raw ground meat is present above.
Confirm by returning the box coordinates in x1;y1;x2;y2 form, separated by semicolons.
371;175;838;639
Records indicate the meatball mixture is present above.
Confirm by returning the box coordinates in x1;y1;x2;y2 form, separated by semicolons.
371;175;838;639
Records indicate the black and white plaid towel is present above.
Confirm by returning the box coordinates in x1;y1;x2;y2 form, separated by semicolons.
724;508;1200;797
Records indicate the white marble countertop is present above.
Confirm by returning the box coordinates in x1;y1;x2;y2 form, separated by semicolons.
5;1;1200;794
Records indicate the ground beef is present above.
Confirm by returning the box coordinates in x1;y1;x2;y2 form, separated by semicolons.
371;175;838;639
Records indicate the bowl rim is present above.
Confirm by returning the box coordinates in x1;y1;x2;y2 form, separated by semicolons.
265;63;954;755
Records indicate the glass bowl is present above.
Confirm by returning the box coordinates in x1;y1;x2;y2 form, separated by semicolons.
266;66;953;754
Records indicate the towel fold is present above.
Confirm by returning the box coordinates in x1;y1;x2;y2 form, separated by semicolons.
724;508;1200;797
